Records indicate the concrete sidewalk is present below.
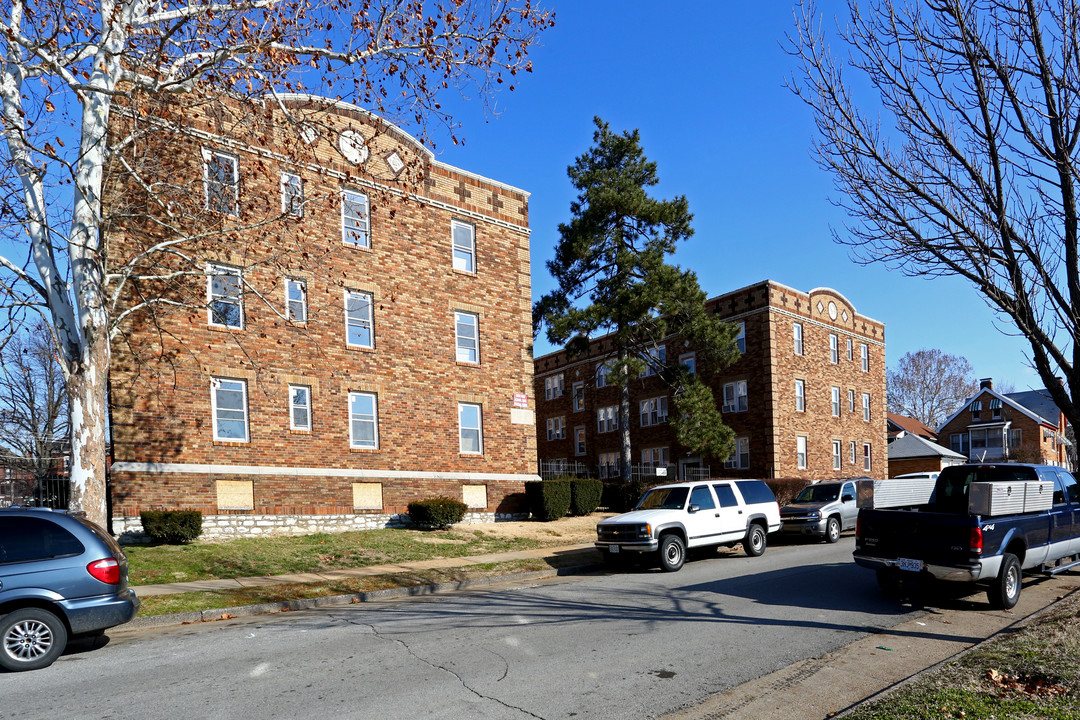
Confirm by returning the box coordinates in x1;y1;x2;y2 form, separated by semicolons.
131;542;600;597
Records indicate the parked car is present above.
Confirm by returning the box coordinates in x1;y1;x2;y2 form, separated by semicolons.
0;507;139;671
779;480;860;543
595;480;781;572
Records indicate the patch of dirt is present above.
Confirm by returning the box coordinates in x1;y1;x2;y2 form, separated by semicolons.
415;537;468;545
449;513;616;544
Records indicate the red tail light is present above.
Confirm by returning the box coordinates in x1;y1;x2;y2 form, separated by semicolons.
87;558;120;584
856;515;862;539
970;526;983;554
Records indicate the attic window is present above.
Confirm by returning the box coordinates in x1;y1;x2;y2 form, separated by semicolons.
989;399;1002;409
970;400;983;412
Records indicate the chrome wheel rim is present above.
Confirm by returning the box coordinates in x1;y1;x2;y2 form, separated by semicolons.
1005;566;1020;600
4;619;54;663
828;520;839;542
752;530;763;551
665;542;682;565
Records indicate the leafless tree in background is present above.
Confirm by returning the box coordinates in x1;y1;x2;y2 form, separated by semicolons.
887;349;978;429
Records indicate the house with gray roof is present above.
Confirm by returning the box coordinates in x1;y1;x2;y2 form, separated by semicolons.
887;432;966;478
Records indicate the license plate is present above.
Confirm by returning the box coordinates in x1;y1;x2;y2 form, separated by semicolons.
898;557;923;572
609;545;620;554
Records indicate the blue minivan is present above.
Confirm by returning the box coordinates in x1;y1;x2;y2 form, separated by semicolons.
0;507;139;671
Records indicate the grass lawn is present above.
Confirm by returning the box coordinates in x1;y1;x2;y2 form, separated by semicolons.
846;592;1080;719
124;527;559;586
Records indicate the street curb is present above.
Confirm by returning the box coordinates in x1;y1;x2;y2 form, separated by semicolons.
123;562;603;631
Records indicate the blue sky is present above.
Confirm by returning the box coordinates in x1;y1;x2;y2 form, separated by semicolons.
424;1;1042;393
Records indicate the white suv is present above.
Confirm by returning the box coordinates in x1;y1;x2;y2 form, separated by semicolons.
595;480;781;572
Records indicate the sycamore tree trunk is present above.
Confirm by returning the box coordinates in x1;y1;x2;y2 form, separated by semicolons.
67;331;110;526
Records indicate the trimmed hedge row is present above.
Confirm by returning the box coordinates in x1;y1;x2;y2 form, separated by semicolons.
140;510;203;544
407;496;467;529
525;477;605;520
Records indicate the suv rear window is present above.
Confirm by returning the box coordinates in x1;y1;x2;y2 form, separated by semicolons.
735;480;776;505
0;517;85;564
76;516;122;556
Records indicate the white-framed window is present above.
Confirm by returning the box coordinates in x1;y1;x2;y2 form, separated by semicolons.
598;451;619;478
832;440;842;470
863;443;872;471
723;381;748;413
544;374;564;400
639;345;667;377
454;311;479;364
572;382;585;412
831;386;841;417
345;290;374;349
459;402;483;454
951;432;970;455
725;437;750;470
793;322;804;355
848;389;856;413
207;263;243;329
281;171;303;217
342;189;370;247
574;426;586;456
861;343;869;372
597;405;617;433
829;334;839;364
348;392;379;449
1008;428;1022;451
546;416;565;441
203;149;238;215
735;322;746;353
795;379;806;412
862;392;871;422
797;436;808;470
596;363;610;388
970;399;983;420
846;338;853;361
289;384;311;431
679;352;696;374
285;278;307;323
641;447;669;469
850;440;857;464
211;377;249;442
452;219;476;273
639;396;669;427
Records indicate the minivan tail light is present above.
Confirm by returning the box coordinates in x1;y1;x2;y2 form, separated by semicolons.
87;558;120;584
970;526;983;555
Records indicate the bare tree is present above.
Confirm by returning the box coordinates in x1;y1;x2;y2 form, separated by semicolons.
887;349;978;428
0;0;553;524
789;0;1080;437
0;320;70;487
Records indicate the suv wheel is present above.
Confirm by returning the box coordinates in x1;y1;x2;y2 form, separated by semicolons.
825;517;841;544
743;524;767;557
1;608;68;671
658;534;685;572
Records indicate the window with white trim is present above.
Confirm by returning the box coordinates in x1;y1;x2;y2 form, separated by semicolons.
597;405;617;433
793;322;804;355
203;149;238;215
832;440;842;470
797;436;807;470
723;381;748;413
211;377;249;442
1008;428;1022;451
459;402;483;454
452;219;476;272
345;290;374;349
598;451;619;478
795;379;806;412
679;352;696;374
831;386;841;417
725;436;750;470
596;363;610;388
861;343;869;372
735;322;746;353
342;189;370;247
639;396;669;426
849;440;857;464
641;447;669;469
207;263;243;329
848;389;855;413
951;432;970;455
546;416;565;441
289;385;311;431
574;426;586;456
863;443;872;471
285;278;307;323
829;333;838;364
846;337;853;361
862;392;871;422
281;171;303;217
349;392;379;449
571;382;585;412
454;311;479;364
544;374;564;400
639;346;667;377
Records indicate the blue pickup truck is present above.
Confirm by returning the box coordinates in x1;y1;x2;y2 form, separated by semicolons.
853;463;1080;609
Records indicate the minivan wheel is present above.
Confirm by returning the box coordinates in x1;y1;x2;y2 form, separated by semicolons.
0;608;68;671
658;534;685;572
825;517;841;544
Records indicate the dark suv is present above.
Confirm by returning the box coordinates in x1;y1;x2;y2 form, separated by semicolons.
0;507;139;671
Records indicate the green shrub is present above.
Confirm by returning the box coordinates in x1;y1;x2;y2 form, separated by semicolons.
524;480;572;521
407;496;468;529
569;478;603;516
140;510;203;544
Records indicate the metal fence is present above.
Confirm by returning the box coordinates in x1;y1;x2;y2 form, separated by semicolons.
539;460;592;480
0;476;70;509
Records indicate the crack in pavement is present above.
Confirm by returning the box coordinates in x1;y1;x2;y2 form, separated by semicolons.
329;614;545;719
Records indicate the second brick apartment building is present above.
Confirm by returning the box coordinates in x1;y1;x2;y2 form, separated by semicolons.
534;281;887;481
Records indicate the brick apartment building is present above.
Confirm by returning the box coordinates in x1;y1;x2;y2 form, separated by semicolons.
105;94;538;537
533;281;887;482
937;379;1072;468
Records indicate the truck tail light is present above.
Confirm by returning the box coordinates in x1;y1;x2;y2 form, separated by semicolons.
970;527;983;554
87;557;121;584
855;515;862;539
